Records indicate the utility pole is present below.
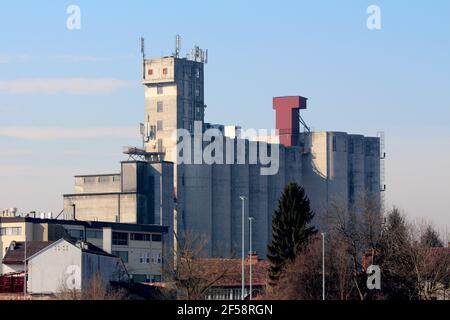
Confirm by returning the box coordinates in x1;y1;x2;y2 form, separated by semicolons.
240;196;247;300
322;232;325;300
248;217;255;300
24;233;27;298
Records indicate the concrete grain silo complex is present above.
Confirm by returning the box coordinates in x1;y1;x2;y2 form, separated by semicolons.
63;42;384;260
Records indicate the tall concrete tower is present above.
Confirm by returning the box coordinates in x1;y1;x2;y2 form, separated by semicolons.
141;46;208;257
142;54;206;163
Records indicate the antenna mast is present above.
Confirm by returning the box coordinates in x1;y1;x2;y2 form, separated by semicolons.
174;34;182;58
140;37;146;79
140;37;146;60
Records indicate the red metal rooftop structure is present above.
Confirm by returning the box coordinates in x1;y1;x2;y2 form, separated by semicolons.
273;96;308;147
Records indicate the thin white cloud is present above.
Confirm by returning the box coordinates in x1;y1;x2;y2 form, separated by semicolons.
53;54;134;63
0;54;32;64
53;55;99;63
0;164;80;177
0;54;10;64
0;78;136;95
0;127;138;140
0;148;33;156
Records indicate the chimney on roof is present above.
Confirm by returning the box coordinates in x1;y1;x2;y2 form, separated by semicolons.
247;252;258;265
76;241;89;250
9;241;17;251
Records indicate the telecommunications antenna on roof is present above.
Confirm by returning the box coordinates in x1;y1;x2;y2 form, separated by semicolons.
174;34;182;58
140;37;146;60
140;37;146;79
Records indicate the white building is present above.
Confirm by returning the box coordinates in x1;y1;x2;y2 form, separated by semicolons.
26;238;128;295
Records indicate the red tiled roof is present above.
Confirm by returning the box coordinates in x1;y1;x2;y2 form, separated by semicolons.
2;241;53;265
196;258;269;287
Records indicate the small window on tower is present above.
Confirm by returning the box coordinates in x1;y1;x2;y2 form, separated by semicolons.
157;120;163;131
162;68;168;75
148;69;153;76
157;101;163;113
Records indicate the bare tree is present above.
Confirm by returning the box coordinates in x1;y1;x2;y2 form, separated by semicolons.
264;201;448;301
409;223;449;300
57;273;129;300
264;235;356;300
164;230;231;300
327;195;383;300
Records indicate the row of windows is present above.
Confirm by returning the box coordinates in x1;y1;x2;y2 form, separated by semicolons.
61;230;161;245
132;274;162;283
112;232;128;246
113;232;162;246
131;233;162;242
139;252;162;264
111;250;161;265
86;230;103;239
148;68;169;77
151;83;201;98
0;227;22;236
66;229;84;240
147;66;200;78
131;233;152;241
83;176;120;184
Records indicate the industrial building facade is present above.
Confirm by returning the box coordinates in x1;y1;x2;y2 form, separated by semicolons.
62;48;383;260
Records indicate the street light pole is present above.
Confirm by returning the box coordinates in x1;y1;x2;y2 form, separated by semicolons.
240;196;246;300
248;217;255;300
321;232;325;301
24;233;27;298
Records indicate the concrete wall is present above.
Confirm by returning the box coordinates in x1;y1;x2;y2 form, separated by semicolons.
364;137;381;211
300;132;381;229
348;135;366;212
327;132;349;213
63;193;138;223
211;164;232;257
81;251;128;288
74;175;121;194
301;132;329;228
176;140;308;259
183;163;213;255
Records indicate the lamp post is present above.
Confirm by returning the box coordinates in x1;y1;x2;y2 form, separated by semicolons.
321;232;326;300
248;217;255;300
239;196;247;300
24;232;27;298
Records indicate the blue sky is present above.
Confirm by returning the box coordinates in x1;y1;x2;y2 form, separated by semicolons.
0;1;449;232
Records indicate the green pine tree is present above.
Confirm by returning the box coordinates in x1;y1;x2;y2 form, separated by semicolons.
267;182;317;285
